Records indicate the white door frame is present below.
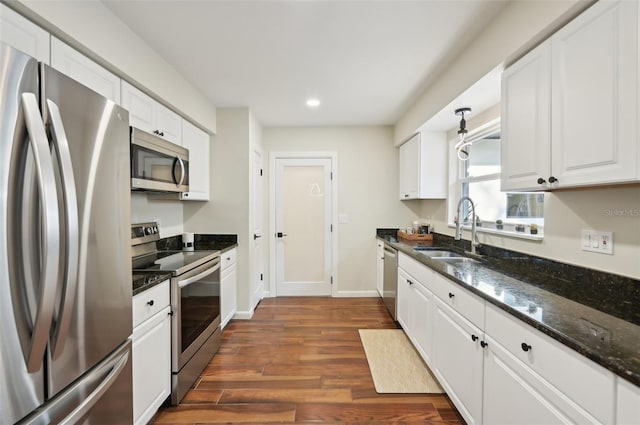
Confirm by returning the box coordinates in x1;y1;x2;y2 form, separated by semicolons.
269;151;338;297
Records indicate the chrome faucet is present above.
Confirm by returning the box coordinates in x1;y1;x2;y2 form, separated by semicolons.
455;196;480;255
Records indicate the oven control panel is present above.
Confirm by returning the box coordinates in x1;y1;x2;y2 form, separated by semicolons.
131;222;160;246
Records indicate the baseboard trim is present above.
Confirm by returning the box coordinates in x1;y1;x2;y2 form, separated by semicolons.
232;309;254;320
334;290;380;298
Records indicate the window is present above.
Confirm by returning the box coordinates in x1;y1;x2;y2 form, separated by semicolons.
450;119;544;237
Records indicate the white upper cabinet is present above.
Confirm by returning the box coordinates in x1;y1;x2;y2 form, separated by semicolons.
121;80;182;145
501;41;552;192
502;0;639;191
180;120;210;201
399;131;446;200
51;37;121;104
0;3;50;63
550;0;637;187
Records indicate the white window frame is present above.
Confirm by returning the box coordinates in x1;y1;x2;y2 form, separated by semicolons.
447;118;544;240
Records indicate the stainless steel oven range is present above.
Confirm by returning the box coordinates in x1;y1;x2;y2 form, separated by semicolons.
131;222;221;404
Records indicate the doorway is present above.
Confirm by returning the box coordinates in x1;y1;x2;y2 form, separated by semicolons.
270;153;336;296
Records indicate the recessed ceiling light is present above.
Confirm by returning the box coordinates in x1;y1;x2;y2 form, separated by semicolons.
306;98;320;108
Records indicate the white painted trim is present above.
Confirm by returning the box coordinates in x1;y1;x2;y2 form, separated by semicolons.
334;290;380;298
269;151;338;298
232;310;255;320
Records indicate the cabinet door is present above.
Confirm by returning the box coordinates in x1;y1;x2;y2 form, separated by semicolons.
180;120;210;201
617;378;640;425
122;81;155;133
0;4;50;63
155;103;182;145
51;37;121;104
221;260;237;329
551;0;638;187
133;306;171;425
432;298;483;425
418;132;447;198
500;40;551;192
483;335;600;425
399;134;420;200
412;281;434;366
397;268;412;331
376;241;384;297
121;81;182;144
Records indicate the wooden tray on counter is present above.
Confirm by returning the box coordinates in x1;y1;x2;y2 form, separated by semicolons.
397;231;433;241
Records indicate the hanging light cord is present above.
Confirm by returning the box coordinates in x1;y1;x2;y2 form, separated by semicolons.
454;107;472;161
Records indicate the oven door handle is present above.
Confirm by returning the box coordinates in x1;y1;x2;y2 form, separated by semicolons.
178;262;220;288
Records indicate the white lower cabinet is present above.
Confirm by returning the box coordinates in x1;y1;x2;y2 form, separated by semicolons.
397;254;435;364
220;248;237;329
483;334;602;425
616;378;640;425
132;281;171;425
432;297;484;425
395;252;627;425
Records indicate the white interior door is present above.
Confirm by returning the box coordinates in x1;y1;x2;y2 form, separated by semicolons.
252;149;264;308
274;157;332;296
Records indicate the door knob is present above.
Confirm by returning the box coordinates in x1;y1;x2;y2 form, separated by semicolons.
276;232;288;238
254;234;262;240
548;176;558;183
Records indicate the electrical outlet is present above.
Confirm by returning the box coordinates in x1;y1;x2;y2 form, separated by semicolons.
581;230;613;255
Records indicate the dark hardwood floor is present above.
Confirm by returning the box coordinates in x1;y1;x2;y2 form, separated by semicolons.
152;297;464;424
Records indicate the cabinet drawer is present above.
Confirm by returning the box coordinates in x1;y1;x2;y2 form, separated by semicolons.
133;280;170;327
485;303;615;423
430;272;484;329
398;252;433;287
221;248;236;270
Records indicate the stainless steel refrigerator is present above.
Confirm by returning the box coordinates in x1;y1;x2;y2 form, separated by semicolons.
0;42;133;424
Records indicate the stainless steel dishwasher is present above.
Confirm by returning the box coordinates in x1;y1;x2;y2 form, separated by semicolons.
382;244;398;320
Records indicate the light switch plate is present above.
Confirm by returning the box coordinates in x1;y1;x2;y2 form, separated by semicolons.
338;213;348;224
581;229;613;255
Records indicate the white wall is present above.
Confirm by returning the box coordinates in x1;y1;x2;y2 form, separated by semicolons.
184;109;253;314
12;0;216;133
395;0;586;144
263;126;421;296
131;193;184;239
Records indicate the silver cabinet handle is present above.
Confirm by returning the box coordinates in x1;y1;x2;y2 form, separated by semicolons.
21;93;60;372
46;99;79;359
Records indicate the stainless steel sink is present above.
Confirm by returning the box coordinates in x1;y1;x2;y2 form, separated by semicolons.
413;248;462;258
433;257;481;265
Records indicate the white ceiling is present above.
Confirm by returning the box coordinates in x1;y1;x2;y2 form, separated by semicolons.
102;0;507;127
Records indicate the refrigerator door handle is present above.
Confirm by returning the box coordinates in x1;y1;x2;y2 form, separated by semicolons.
45;99;80;359
58;349;129;425
20;93;61;372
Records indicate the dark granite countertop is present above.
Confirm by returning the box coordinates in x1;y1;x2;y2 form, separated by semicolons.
377;231;640;387
133;233;238;296
132;271;172;296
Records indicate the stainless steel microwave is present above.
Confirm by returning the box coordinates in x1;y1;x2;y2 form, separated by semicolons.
130;127;189;193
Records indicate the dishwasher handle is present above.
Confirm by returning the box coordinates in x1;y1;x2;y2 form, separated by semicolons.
383;247;397;258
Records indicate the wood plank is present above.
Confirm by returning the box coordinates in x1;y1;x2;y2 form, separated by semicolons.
153;403;296;423
294;402;442;422
219;388;353;404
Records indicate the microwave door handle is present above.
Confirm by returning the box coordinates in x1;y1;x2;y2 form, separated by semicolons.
21;93;61;372
171;157;179;185
178;263;220;288
177;156;185;187
46;99;80;359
